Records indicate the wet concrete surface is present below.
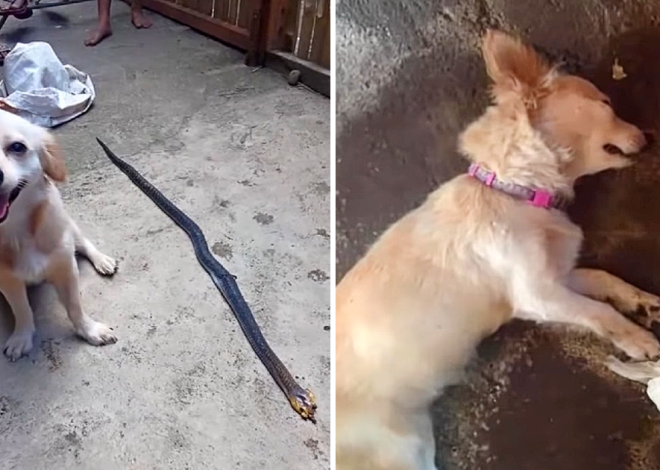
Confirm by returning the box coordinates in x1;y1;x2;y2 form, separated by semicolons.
337;0;660;468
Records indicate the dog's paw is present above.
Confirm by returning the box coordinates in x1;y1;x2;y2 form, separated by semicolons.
633;292;660;328
611;324;660;360
76;321;117;346
612;290;660;328
4;328;35;361
93;253;118;277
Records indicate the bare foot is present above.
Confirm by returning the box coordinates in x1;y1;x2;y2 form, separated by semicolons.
85;24;112;46
0;0;26;14
131;10;152;29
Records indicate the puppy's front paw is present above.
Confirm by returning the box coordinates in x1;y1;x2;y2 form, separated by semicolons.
611;324;660;360
93;253;118;277
76;321;117;346
633;292;660;328
4;328;35;361
612;290;660;329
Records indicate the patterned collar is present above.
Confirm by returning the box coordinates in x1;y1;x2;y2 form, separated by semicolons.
468;163;564;209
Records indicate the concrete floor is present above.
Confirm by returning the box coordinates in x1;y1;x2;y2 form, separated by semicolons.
337;0;660;469
0;4;330;470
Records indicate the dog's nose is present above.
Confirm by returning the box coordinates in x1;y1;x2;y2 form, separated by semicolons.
632;131;649;153
0;170;3;186
627;129;649;153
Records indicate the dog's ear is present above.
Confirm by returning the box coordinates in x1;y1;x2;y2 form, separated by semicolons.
482;29;554;105
40;132;67;182
0;99;18;115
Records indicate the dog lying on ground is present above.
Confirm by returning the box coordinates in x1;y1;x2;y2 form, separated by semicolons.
336;29;660;470
0;109;118;361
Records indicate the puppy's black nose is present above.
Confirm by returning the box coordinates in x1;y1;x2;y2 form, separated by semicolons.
0;170;3;186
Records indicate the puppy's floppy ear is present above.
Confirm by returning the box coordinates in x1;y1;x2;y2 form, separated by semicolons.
0;99;18;115
40;132;67;182
482;29;555;105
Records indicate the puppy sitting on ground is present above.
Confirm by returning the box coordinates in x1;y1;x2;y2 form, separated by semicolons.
336;30;660;470
0;109;118;360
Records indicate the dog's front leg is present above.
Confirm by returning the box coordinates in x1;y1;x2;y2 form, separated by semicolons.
0;273;35;360
568;268;660;327
513;278;660;360
47;253;117;346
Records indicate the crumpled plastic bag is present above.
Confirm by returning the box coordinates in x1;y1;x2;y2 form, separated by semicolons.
605;356;660;410
0;41;95;127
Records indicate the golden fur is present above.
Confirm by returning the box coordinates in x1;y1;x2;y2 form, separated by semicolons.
0;110;118;360
336;30;660;470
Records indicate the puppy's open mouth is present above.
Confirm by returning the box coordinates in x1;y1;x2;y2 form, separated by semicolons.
0;180;26;224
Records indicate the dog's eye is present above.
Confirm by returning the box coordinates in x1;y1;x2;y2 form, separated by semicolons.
7;142;27;155
601;99;612;106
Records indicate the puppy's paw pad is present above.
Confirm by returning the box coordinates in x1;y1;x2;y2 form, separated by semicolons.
623;292;660;328
77;321;117;346
93;254;118;276
638;293;660;315
613;327;660;360
4;330;35;361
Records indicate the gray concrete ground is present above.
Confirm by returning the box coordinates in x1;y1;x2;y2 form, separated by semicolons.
0;4;330;469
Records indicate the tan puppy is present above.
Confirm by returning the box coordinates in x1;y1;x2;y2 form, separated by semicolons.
336;30;660;470
0;109;118;361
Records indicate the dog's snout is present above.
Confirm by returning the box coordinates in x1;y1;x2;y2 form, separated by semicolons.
632;130;648;152
611;117;649;154
618;124;648;154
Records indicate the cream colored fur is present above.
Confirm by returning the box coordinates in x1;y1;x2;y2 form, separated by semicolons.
336;30;660;470
0;109;118;361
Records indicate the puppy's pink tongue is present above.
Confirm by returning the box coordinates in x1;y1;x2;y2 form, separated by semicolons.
0;194;8;219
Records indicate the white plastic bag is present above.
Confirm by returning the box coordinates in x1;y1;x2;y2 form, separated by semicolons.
605;355;660;410
0;41;95;127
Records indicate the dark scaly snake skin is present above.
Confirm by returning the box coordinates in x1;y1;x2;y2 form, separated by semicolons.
96;138;316;422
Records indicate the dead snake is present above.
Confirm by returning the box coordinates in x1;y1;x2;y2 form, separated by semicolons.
96;138;317;422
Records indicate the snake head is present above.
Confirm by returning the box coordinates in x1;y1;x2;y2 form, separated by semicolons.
289;389;317;423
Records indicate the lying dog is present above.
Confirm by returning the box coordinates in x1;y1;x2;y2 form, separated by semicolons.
0;109;117;360
336;30;660;470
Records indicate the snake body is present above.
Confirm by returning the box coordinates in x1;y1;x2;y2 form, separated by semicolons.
96;138;316;422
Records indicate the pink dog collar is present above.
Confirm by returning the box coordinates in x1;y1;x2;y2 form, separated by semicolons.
468;163;561;209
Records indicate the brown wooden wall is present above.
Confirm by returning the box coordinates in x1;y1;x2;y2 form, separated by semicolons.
178;0;253;28
141;0;330;71
142;0;257;50
283;0;330;69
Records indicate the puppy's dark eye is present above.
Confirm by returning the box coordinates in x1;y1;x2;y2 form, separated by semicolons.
7;142;27;155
